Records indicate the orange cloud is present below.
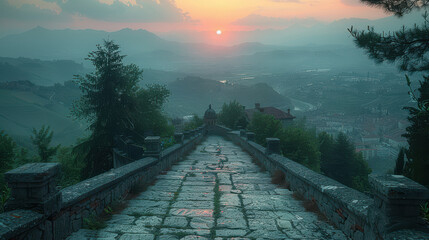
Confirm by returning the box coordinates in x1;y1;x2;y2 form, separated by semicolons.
7;0;62;14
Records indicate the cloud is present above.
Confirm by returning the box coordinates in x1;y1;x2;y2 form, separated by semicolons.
232;14;320;28
1;0;193;23
6;0;62;14
341;0;364;6
269;0;302;2
61;0;191;22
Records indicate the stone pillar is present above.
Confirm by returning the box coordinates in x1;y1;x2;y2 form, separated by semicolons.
184;131;191;139
246;132;255;142
266;138;281;155
145;136;161;157
4;163;62;215
174;133;184;144
240;129;246;138
368;174;429;235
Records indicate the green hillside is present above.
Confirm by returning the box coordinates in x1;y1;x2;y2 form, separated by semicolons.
0;89;86;148
0;57;86;86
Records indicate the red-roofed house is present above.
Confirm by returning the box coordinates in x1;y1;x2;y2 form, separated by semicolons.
245;103;295;127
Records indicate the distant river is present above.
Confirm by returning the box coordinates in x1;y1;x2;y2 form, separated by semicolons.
288;98;316;112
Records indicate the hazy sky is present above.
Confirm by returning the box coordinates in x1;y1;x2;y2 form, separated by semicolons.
0;0;389;36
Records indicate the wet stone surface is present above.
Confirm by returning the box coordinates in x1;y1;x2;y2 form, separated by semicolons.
67;136;349;240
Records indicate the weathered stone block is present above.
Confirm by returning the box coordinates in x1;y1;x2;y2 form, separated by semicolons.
369;174;429;235
246;132;255;141
144;136;161;156
240;129;246;137
4;163;62;215
266;138;281;155
184;131;191;139
174;133;184;144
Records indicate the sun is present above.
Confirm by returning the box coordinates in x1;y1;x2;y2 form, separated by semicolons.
216;30;222;35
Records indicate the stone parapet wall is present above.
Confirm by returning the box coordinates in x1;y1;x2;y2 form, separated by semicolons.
0;131;205;240
209;125;429;240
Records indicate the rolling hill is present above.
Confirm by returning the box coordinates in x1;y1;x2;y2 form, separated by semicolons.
165;76;293;116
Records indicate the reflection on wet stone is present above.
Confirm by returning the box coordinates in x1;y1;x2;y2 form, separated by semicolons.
67;136;348;240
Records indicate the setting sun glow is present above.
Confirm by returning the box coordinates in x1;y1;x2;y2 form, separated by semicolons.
216;30;222;35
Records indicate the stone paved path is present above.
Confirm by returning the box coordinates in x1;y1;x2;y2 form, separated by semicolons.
68;136;349;240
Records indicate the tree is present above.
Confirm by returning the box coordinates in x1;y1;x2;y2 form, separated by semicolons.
247;112;282;145
184;115;204;131
358;0;428;17
319;132;336;175
218;100;248;129
30;125;59;162
350;0;429;186
277;123;321;172
0;131;15;173
319;132;371;192
394;147;406;175
56;146;85;188
0;131;16;191
72;40;142;177
402;77;429;185
133;84;173;137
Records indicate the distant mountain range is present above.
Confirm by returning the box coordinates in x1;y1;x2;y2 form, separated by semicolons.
160;11;425;46
0;57;86;86
0;27;284;65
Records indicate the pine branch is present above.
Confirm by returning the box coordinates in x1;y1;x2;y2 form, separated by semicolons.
348;15;429;72
360;0;429;16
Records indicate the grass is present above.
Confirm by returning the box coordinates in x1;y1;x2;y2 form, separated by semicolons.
292;192;328;222
211;176;221;238
0;187;11;213
421;202;429;223
237;194;249;228
271;170;290;190
127;179;155;200
83;213;107;230
83;199;129;230
251;157;266;172
129;212;148;218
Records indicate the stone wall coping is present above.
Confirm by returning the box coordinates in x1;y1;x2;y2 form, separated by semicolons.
0;209;43;240
369;174;429;200
162;143;183;158
5;163;60;183
145;136;160;142
230;131;373;220
61;157;158;207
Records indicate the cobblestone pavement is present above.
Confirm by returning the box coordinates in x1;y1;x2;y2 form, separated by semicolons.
68;136;349;240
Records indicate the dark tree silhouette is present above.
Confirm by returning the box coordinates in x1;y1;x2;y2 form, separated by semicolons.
394;147;406;175
30;125;59;162
72;40;141;177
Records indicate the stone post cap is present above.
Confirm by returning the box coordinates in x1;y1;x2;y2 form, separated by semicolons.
266;138;280;142
5;163;60;183
145;136;161;142
174;133;184;142
369;174;429;200
266;138;281;155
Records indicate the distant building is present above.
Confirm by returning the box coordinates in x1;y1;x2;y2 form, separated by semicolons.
245;103;295;127
204;104;217;126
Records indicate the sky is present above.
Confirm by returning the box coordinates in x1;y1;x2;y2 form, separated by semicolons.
0;0;389;37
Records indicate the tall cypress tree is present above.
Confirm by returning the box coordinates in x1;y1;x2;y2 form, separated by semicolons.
394;147;406;175
72;40;142;177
